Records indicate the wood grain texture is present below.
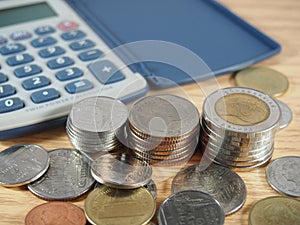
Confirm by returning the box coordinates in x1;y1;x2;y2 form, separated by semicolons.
1;0;300;224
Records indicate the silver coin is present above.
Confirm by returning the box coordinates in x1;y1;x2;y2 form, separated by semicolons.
94;179;157;199
91;153;152;189
275;99;293;129
158;190;225;225
172;164;246;215
28;148;94;200
0;144;49;187
129;94;200;138
69;96;128;133
266;156;300;197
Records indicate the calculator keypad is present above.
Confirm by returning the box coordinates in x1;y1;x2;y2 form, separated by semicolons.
0;20;127;113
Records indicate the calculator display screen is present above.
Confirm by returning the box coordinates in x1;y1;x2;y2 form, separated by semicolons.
0;2;57;28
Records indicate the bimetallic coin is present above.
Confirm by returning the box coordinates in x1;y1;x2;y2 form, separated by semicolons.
158;190;225;225
85;186;155;225
172;164;246;215
0;144;49;187
266;156;300;197
249;196;300;225
25;202;86;225
28;148;94;200
128;94;200;138
203;87;281;134
91;153;152;189
275;99;293;129
235;67;289;97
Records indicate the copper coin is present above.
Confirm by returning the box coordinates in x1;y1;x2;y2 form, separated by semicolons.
25;201;86;225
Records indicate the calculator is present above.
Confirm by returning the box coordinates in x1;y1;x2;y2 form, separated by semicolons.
0;0;148;140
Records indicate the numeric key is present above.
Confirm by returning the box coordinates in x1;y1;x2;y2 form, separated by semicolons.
14;65;42;78
39;46;65;58
47;57;74;69
6;53;34;66
22;76;50;90
0;97;24;113
0;84;16;98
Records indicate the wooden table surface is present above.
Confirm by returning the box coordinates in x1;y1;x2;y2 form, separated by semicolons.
1;0;300;224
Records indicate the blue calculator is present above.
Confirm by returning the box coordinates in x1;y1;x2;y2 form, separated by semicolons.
0;0;148;140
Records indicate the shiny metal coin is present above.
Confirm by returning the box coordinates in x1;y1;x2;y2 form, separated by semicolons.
94;178;157;199
248;196;300;225
235;67;289;97
0;144;49;187
158;190;225;225
172;164;246;215
128;94;200;138
266;156;300;197
28;148;94;200
91;153;152;189
275;99;293;129
85;186;155;225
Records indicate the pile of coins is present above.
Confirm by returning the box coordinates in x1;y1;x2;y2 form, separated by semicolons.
200;87;281;169
66;96;128;156
126;94;200;164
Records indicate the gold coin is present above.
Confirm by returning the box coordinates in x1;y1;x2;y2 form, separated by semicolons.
215;93;270;126
249;196;300;225
84;186;156;225
235;67;289;97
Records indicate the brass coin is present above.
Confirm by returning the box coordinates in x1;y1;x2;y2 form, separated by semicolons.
249;196;300;225
85;186;156;225
215;93;270;126
25;202;86;225
235;67;289;97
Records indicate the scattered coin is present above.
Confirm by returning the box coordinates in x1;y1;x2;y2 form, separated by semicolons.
172;163;247;215
158;190;225;225
85;185;156;225
248;196;300;225
25;201;86;225
66;96;128;155
235;67;289;97
28;148;94;200
94;179;157;199
275;99;293;129
127;94;200;164
200;87;281;169
0;144;49;187
91;152;152;189
266;156;300;197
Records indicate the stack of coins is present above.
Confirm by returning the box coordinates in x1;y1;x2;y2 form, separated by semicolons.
126;94;200;164
200;87;281;169
66;96;128;155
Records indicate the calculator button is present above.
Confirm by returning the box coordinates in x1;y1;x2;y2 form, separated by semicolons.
39;46;65;58
0;97;24;113
10;30;32;41
56;67;83;81
69;39;95;51
58;20;78;31
31;88;60;104
65;79;93;94
0;73;8;83
0;84;16;98
0;36;8;45
14;64;42;78
22;76;51;90
79;49;103;62
47;56;74;69
0;43;26;55
6;53;34;66
35;26;55;35
31;37;57;48
88;60;126;84
61;30;85;41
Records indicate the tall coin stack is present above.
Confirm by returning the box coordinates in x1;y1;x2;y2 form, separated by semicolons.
127;94;200;164
66;96;128;157
200;87;281;169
